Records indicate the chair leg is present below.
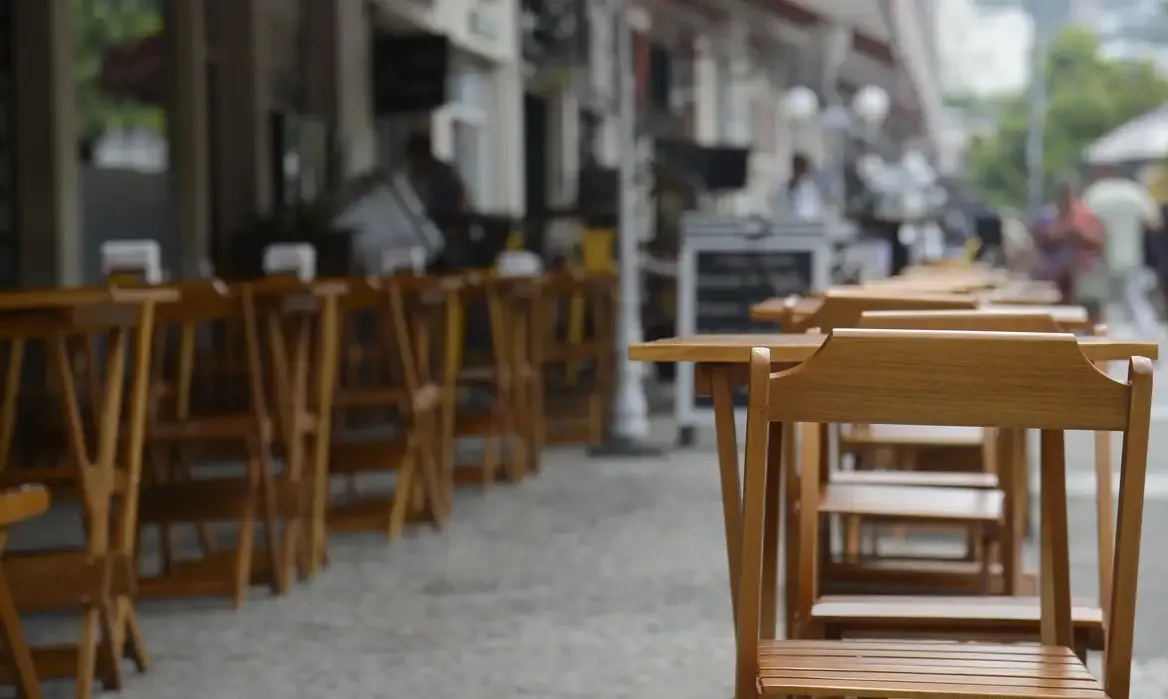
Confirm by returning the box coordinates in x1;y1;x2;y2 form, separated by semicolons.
387;455;417;540
0;571;40;699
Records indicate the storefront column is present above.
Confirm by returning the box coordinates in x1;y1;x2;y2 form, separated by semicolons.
14;0;80;286
208;0;270;246
165;0;210;275
304;0;377;176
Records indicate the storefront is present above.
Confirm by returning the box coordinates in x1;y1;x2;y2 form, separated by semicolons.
365;0;523;215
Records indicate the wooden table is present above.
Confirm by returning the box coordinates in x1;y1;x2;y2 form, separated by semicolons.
0;287;175;697
630;332;1160;625
750;296;1090;331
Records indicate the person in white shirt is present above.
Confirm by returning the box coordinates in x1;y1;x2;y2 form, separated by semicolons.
1082;165;1164;340
785;153;824;221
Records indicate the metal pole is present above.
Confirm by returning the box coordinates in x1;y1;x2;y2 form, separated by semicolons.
590;6;660;456
1025;7;1047;222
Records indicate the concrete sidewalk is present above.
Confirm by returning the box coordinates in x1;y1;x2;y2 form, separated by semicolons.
10;423;1168;698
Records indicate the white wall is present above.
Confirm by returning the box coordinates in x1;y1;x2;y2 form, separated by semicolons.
693;23;819;217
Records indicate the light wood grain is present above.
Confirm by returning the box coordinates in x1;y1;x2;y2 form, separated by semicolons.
629;333;1158;363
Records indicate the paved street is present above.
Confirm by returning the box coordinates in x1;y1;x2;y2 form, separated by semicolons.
7;415;1168;698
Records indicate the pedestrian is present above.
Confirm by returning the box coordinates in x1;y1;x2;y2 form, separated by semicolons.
1082;165;1163;339
1034;178;1106;320
783;153;824;221
1139;163;1168;314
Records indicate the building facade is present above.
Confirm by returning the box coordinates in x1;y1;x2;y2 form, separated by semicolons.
7;0;940;287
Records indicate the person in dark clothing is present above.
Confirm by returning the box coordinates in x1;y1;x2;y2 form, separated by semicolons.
404;131;473;267
404;132;471;217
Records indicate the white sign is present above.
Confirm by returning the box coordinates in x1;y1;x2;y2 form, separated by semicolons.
262;243;316;281
101;239;163;284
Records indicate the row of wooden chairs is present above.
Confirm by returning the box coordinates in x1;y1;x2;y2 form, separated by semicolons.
0;268;617;698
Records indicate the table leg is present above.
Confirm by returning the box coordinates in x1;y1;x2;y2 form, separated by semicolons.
760;422;783;638
113;304;157;675
710;367;742;625
999;427;1021;596
307;299;340;577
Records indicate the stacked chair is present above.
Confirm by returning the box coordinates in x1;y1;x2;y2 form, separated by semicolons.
721;269;1152;699
733;328;1152;699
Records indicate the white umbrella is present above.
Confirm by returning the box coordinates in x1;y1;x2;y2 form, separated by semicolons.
1082;105;1168;165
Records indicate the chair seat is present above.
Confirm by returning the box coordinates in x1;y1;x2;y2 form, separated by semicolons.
757;639;1105;698
840;424;986;448
810;595;1104;647
820;484;1004;522
831;470;998;489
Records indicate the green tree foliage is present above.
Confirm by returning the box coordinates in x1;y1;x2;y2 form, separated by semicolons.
966;25;1168;209
73;0;164;143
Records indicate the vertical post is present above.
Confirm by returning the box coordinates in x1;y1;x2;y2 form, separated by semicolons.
14;0;80;286
165;0;210;276
1025;4;1047;223
590;5;660;456
208;0;270;254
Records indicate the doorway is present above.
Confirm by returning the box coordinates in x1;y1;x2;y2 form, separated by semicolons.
523;91;548;255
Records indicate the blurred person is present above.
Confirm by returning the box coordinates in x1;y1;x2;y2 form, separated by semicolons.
1034;178;1105;319
1140;163;1168;312
784;152;824;221
1082;165;1163;338
403;131;473;267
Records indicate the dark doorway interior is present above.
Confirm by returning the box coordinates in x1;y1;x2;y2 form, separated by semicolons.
523;91;548;256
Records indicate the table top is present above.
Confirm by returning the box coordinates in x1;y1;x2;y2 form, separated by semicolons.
0;286;178;311
629;333;1159;364
750;296;1088;328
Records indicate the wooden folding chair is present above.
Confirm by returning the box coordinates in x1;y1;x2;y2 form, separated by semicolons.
781;310;1116;658
329;276;448;538
136;281;285;605
533;270;617;446
0;485;50;699
735;330;1152;699
450;275;539;485
250;278;345;581
0;288;168;698
766;294;1006;594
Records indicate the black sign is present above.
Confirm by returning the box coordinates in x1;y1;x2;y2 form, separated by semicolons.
371;32;450;115
692;249;812;408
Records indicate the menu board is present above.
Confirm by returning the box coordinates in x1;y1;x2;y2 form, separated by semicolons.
694;250;811;333
691;249;812;408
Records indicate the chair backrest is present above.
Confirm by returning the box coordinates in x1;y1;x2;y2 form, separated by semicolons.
795;292;977;333
854;310;1115;615
737;330;1153;699
149;280;270;428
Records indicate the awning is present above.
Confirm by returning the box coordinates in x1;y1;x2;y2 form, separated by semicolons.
1082;105;1168;165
